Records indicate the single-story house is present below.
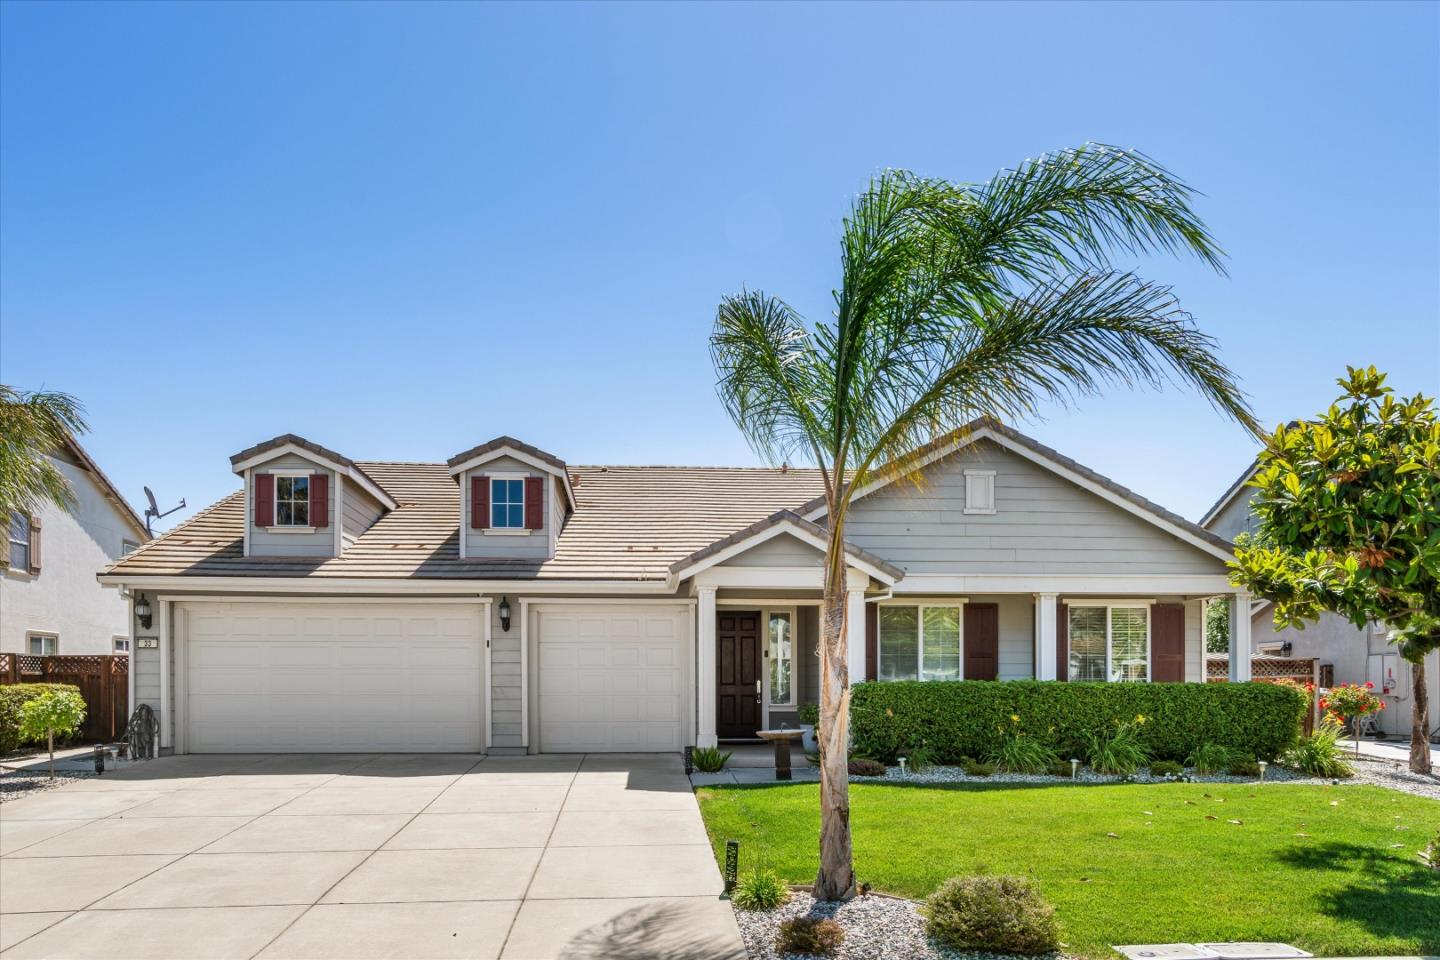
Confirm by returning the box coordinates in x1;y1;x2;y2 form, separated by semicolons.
100;418;1259;755
1202;466;1439;740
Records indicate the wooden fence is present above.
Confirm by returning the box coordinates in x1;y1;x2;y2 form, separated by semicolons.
0;653;129;743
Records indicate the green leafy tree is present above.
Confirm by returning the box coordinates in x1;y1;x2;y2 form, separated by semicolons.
0;386;87;517
19;688;87;778
711;143;1255;899
1205;598;1231;653
1231;367;1439;773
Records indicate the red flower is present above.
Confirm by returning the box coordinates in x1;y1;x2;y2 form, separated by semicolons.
1364;681;1374;689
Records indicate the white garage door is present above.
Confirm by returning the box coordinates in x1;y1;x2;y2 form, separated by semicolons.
536;603;690;753
181;601;484;753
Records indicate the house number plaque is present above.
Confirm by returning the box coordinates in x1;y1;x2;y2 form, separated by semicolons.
136;637;159;649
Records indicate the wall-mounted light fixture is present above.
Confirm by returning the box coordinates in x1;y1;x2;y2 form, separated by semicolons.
498;596;512;633
135;594;153;630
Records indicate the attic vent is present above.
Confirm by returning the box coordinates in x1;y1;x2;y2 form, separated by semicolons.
963;469;996;515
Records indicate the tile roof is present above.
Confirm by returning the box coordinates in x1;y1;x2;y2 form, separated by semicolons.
228;434;391;503
103;462;828;582
446;436;568;472
668;509;903;582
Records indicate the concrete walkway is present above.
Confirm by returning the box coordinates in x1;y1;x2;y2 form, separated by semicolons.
1353;737;1439;767
0;753;744;959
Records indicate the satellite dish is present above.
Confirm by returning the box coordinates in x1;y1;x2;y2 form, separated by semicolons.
141;485;186;536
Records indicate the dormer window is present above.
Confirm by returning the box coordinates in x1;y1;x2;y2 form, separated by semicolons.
275;475;311;527
491;477;526;529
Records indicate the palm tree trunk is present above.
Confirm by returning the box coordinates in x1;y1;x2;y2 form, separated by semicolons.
813;542;856;902
1410;654;1432;775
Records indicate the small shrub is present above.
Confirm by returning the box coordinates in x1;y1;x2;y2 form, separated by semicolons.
1148;760;1183;778
1227;759;1261;778
0;684;81;754
775;916;844;956
1421;831;1440;871
797;702;819;726
848;758;886;777
904;742;939;772
922;875;1060;955
691;747;732;773
1283;720;1354;778
987;717;1059;774
1186;742;1237;774
961;759;995;778
17;688;86;777
1084;719;1149;775
731;869;790;911
1046;760;1074;779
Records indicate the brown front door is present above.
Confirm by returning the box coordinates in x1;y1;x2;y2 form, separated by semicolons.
964;603;999;680
1151;603;1185;682
717;610;762;739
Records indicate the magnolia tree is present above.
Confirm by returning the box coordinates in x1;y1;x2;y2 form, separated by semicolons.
19;688;87;778
1231;367;1439;774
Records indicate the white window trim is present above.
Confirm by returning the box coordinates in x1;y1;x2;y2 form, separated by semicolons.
271;470;314;529
876;601;967;682
1065;602;1153;683
27;632;59;655
113;635;131;653
761;606;798;719
7;512;31;571
488;472;529;531
962;469;996;515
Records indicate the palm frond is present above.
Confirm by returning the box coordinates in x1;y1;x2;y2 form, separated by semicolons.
0;385;87;516
710;292;829;477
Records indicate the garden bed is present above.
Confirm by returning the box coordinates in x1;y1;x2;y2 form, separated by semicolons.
734;888;1074;960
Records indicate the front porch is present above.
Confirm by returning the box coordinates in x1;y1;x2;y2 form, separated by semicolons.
692;574;1258;749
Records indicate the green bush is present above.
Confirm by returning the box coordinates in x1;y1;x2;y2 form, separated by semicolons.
1187;742;1238;774
732;869;790;911
1283;721;1354;778
691;747;732;772
775;916;844;956
1227;759;1261;778
0;684;82;753
1046;760;1075;779
961;759;995;778
848;758;886;777
797;702;819;726
1085;721;1149;775
851;680;1305;765
922;875;1060;954
987;722;1060;774
1149;760;1184;777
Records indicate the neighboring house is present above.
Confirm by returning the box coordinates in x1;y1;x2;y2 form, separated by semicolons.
1201;465;1439;739
100;419;1259;755
2;435;150;657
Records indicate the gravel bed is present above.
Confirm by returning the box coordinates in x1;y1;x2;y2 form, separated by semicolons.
734;890;1072;960
861;763;1316;786
1346;755;1440;801
0;768;95;803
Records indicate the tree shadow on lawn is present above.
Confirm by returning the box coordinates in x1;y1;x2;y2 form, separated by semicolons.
1273;841;1440;948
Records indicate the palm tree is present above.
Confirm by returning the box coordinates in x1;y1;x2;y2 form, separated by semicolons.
0;386;87;517
710;144;1259;901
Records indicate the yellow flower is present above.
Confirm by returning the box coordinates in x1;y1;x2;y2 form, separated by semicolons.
1010;714;1021;724
1135;714;1147;725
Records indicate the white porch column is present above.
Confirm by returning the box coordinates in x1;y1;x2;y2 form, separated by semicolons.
1034;593;1058;681
1228;592;1252;683
845;568;869;684
697;585;718;748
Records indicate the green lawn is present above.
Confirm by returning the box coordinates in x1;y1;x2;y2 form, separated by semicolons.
697;781;1440;958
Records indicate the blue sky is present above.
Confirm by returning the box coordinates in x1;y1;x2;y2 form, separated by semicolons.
2;1;1436;532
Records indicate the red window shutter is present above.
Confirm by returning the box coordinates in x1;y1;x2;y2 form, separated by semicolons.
310;474;329;528
1055;597;1068;681
864;602;877;682
471;475;488;529
254;474;275;527
28;515;41;574
524;477;544;530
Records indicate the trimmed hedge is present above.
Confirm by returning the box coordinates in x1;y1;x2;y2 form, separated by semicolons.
0;684;83;753
851;680;1307;764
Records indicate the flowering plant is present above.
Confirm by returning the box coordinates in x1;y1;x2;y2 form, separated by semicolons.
1319;682;1386;757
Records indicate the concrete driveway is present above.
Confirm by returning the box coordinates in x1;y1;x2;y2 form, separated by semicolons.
0;753;744;960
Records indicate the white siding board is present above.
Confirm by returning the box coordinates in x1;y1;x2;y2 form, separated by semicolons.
487;596;523;748
725;533;824;567
463;456;551;561
248;453;337;558
341;480;384;548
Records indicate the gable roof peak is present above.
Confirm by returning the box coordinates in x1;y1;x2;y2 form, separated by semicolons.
445;436;567;472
